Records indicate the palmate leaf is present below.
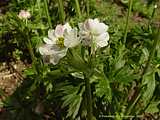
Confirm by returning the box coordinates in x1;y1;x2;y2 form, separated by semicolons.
66;95;82;119
60;84;85;119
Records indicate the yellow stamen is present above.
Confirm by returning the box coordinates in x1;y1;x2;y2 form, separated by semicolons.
56;37;65;48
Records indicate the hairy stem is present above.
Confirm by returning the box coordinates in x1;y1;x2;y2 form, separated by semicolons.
126;91;141;115
84;74;93;120
57;0;65;23
44;0;52;28
141;26;160;79
75;0;81;18
148;4;157;30
86;0;90;17
27;37;35;62
25;19;35;62
37;0;42;18
123;0;133;44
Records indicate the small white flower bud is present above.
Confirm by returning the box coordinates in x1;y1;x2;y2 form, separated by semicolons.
18;10;31;19
154;5;157;9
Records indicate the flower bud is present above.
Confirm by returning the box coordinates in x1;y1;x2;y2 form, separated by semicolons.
18;10;31;19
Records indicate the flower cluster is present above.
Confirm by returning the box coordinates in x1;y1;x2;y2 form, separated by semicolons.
39;18;109;65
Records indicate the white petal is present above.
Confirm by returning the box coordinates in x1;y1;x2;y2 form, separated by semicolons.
91;22;108;35
93;18;99;23
82;37;91;46
78;23;83;31
43;37;54;44
79;22;92;46
39;44;56;55
48;29;56;41
50;55;61;65
63;23;72;32
84;19;92;30
39;44;68;65
55;48;68;58
49;48;68;65
85;19;98;32
80;32;92;46
39;45;50;55
95;32;109;48
64;28;80;48
85;18;108;35
96;23;108;34
55;24;64;37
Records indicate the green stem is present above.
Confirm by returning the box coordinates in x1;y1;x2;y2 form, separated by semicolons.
123;0;133;44
148;4;157;30
24;21;38;75
141;26;160;79
37;0;42;18
27;37;35;62
57;0;65;23
25;19;35;62
86;0;90;17
75;0;81;18
44;0;52;28
84;73;93;120
26;32;37;74
126;92;141;115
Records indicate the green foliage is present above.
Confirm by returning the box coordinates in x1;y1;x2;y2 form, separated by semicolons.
60;84;84;119
142;71;156;105
145;101;160;113
95;76;112;102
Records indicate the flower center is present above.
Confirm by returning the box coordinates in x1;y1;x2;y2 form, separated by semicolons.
56;37;65;48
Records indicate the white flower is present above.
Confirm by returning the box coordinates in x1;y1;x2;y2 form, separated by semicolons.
39;23;80;65
18;10;31;19
79;18;109;50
